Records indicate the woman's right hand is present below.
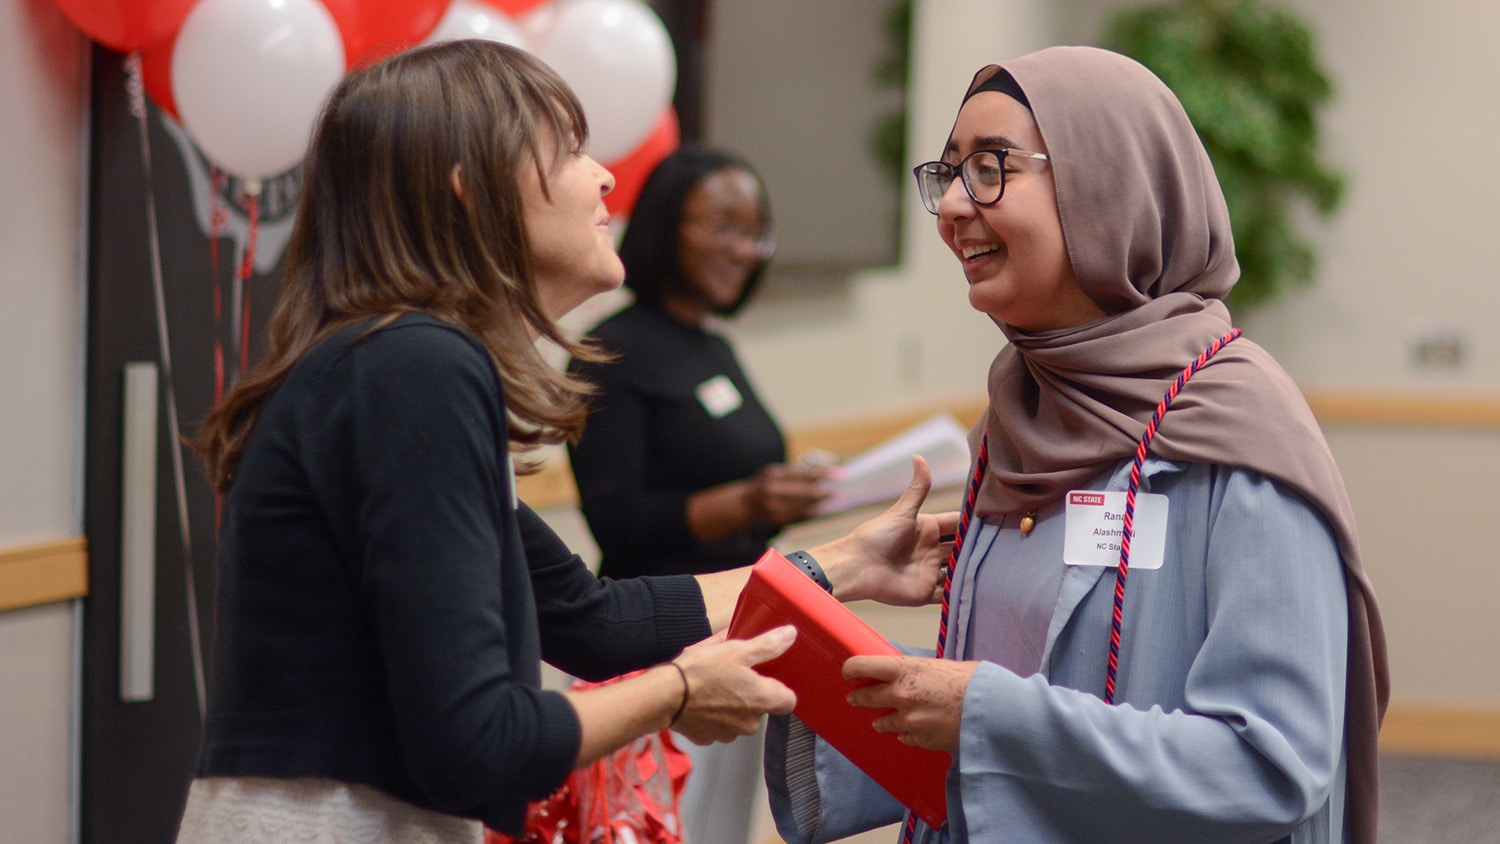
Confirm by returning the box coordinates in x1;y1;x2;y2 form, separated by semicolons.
741;463;837;527
687;464;835;541
669;627;798;745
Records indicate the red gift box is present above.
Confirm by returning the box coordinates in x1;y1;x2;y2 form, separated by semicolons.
727;550;950;829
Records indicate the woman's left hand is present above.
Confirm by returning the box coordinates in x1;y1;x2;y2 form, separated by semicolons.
843;654;978;753
812;455;959;606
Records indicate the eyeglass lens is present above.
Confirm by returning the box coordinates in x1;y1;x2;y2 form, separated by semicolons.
688;219;775;258
915;150;1008;214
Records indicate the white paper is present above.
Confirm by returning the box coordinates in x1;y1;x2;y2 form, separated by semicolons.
814;413;973;516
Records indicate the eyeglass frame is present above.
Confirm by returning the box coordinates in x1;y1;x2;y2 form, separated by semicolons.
681;217;777;260
911;148;1051;215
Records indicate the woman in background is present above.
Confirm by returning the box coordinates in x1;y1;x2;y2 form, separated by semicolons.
567;146;832;844
568;145;832;581
175;41;951;844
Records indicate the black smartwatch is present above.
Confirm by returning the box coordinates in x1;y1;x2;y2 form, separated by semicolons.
786;550;833;593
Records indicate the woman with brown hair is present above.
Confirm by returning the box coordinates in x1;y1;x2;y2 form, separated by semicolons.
174;39;953;843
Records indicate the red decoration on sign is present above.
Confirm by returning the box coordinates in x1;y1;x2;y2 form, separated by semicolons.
51;0;195;53
138;38;179;120
487;0;552;15
320;0;448;68
603;107;680;218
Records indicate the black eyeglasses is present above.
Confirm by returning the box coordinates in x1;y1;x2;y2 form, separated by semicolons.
683;218;776;260
912;148;1050;215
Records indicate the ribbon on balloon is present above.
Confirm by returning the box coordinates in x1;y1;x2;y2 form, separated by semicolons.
602;107;680;217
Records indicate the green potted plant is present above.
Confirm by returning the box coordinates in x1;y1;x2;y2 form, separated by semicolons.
869;0;912;188
1100;0;1344;310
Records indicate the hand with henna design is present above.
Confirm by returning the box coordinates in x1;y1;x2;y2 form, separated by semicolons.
842;654;980;753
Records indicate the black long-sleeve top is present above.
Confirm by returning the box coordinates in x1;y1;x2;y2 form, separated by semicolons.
196;314;710;835
567;302;788;580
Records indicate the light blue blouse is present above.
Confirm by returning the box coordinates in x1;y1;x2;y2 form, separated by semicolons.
765;458;1350;844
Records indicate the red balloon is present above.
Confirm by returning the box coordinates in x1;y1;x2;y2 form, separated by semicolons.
603;108;680;218
51;0;196;53
487;0;551;15
320;0;448;68
139;38;179;121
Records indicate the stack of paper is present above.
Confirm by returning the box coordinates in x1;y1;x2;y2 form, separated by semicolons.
815;413;973;516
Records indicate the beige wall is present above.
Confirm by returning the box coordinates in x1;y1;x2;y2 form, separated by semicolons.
0;0;89;839
1055;2;1500;386
713;0;1500;424
0;605;77;843
1326;426;1500;705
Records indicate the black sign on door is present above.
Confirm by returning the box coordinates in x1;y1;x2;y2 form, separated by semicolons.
81;44;295;844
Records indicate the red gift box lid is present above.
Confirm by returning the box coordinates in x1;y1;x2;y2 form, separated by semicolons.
727;550;950;829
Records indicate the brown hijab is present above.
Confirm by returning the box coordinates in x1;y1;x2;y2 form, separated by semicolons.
960;47;1388;842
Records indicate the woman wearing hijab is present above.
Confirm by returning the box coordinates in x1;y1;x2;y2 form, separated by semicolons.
763;46;1387;844
173;40;954;843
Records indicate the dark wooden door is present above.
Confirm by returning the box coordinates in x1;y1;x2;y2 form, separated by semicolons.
79;45;291;844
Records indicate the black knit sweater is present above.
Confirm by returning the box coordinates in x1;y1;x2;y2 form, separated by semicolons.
568;302;787;579
196;314;710;835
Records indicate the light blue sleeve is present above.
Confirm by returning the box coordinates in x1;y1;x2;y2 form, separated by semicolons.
763;643;939;844
957;467;1350;843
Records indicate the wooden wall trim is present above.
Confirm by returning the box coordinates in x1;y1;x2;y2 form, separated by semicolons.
1;393;1471;605
0;537;88;612
4;394;1494;753
516;398;990;511
516;391;1500;512
1305;391;1500;429
1380;702;1500;759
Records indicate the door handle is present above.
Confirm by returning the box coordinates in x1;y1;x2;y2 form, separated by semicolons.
119;361;158;703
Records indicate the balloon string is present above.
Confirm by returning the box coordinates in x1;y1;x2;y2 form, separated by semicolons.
236;190;259;375
124;52;208;721
209;166;226;406
209;166;226;531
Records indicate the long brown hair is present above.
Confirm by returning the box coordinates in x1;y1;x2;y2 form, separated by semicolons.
195;40;604;493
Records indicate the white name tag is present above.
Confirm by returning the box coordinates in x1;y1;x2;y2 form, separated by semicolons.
696;374;743;418
1062;490;1168;570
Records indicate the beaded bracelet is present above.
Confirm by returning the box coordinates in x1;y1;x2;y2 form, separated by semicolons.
786;550;833;593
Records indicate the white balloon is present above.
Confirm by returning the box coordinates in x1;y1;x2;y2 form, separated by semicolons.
531;0;675;162
425;0;527;47
171;0;345;181
514;2;559;42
